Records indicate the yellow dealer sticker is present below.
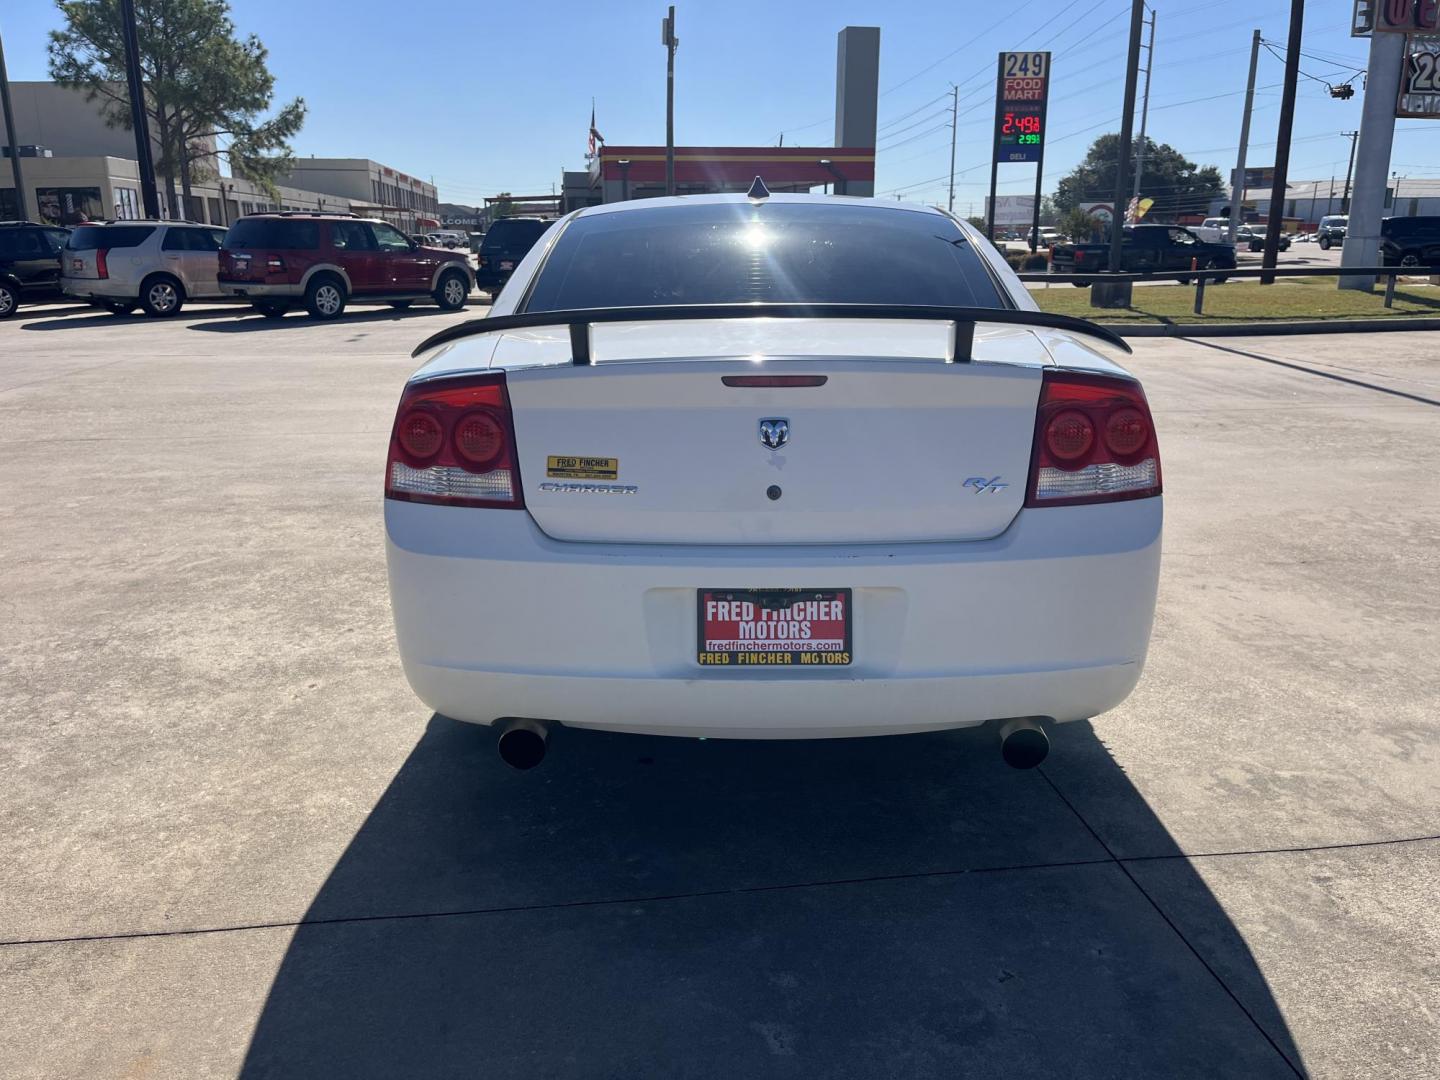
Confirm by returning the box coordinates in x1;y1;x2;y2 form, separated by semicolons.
547;455;619;480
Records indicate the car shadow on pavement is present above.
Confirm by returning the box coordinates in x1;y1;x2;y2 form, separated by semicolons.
186;305;481;332
18;305;246;330
237;717;1306;1080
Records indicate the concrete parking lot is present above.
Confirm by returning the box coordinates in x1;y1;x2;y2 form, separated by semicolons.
1;301;1437;1079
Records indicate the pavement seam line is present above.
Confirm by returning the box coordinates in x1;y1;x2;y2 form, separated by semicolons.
1037;766;1307;1080
1183;338;1440;408
3;832;1438;952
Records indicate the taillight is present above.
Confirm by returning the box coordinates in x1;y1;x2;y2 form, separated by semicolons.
1025;370;1161;507
266;255;285;272
96;249;109;279
385;372;524;509
476;256;487;268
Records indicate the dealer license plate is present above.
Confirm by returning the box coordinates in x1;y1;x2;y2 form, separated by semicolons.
697;588;852;667
500;260;514;270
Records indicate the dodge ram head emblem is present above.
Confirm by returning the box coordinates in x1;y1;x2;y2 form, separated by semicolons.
758;418;790;450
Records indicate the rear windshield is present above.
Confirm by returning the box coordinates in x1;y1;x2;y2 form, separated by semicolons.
224;218;320;250
523;201;1006;311
66;225;155;250
479;219;549;254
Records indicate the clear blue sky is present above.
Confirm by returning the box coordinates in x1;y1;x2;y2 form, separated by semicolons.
3;0;1434;208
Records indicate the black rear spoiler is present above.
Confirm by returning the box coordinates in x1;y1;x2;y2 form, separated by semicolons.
410;303;1132;361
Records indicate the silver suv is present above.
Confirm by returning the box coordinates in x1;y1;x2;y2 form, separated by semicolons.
61;221;229;317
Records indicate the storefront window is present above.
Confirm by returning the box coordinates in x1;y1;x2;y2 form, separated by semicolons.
36;187;105;225
114;187;140;220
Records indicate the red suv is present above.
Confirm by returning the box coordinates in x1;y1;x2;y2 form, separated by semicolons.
218;212;474;319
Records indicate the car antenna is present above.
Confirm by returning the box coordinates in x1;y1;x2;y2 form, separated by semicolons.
747;176;770;202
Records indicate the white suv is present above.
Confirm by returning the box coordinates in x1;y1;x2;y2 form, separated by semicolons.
61;221;229;317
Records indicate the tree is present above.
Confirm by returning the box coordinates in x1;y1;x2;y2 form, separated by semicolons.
1054;134;1223;219
1062;206;1100;244
48;0;305;216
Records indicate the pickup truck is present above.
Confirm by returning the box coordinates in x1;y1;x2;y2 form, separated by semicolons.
1050;224;1236;285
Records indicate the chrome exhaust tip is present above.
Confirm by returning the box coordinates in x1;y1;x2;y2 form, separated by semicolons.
495;717;549;770
998;718;1049;770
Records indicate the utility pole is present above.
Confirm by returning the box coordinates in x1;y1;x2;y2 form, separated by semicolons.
662;6;677;197
1105;0;1145;278
1340;130;1359;213
947;84;958;213
1261;0;1303;283
0;20;28;221
1228;30;1262;246
118;0;160;218
1131;5;1156;203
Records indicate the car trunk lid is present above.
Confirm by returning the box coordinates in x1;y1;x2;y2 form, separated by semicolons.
495;320;1045;545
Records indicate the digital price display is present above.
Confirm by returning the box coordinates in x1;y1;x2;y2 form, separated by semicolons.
993;52;1051;164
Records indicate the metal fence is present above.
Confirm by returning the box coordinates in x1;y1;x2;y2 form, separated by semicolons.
1016;264;1440;317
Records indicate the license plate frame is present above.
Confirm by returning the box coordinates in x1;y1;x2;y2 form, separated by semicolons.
697;588;852;668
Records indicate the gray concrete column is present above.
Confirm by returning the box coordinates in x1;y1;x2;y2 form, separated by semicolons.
1339;32;1405;291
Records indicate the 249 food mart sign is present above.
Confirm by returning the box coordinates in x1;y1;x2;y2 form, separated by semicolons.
1398;35;1440;116
993;52;1051;164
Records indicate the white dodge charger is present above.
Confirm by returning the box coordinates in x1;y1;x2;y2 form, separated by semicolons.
385;190;1161;769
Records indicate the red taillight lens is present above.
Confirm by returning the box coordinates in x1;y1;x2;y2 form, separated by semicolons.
476;256;487;268
1044;410;1094;461
1025;370;1161;507
397;411;443;460
96;249;109;279
385;373;524;509
453;410;506;469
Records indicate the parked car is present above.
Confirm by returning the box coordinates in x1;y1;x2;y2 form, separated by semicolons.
1050;224;1236;283
217;212;474;319
474;217;551;297
1317;215;1348;250
427;230;468;249
0;220;69;319
1379;216;1440;268
384;193;1162;771
1235;225;1289;253
1028;226;1061;248
60;220;228;317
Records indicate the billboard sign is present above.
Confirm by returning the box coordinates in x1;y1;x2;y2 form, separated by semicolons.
993;52;1051;164
1354;0;1440;34
986;194;1037;225
1398;35;1440;115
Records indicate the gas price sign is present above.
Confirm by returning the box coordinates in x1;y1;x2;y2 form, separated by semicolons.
994;51;1051;163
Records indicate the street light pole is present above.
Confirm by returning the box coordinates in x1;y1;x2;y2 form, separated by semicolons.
1228;30;1261;246
1131;5;1156;203
662;6;677;197
118;0;160;218
0;21;28;220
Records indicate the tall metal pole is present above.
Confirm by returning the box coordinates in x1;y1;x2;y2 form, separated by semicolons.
1261;0;1303;283
1340;130;1359;213
118;0;160;218
947;84;958;213
0;21;28;221
1131;6;1155;203
986;56;1003;242
1106;0;1145;273
1228;30;1261;246
663;6;676;197
1340;33;1403;289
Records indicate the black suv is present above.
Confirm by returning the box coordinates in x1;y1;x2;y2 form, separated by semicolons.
0;221;71;319
474;217;551;297
1380;216;1440;269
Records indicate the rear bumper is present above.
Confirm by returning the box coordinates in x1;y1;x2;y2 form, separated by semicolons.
385;499;1162;739
61;278;130;301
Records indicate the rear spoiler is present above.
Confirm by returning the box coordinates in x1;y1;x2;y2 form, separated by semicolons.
410;303;1132;361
